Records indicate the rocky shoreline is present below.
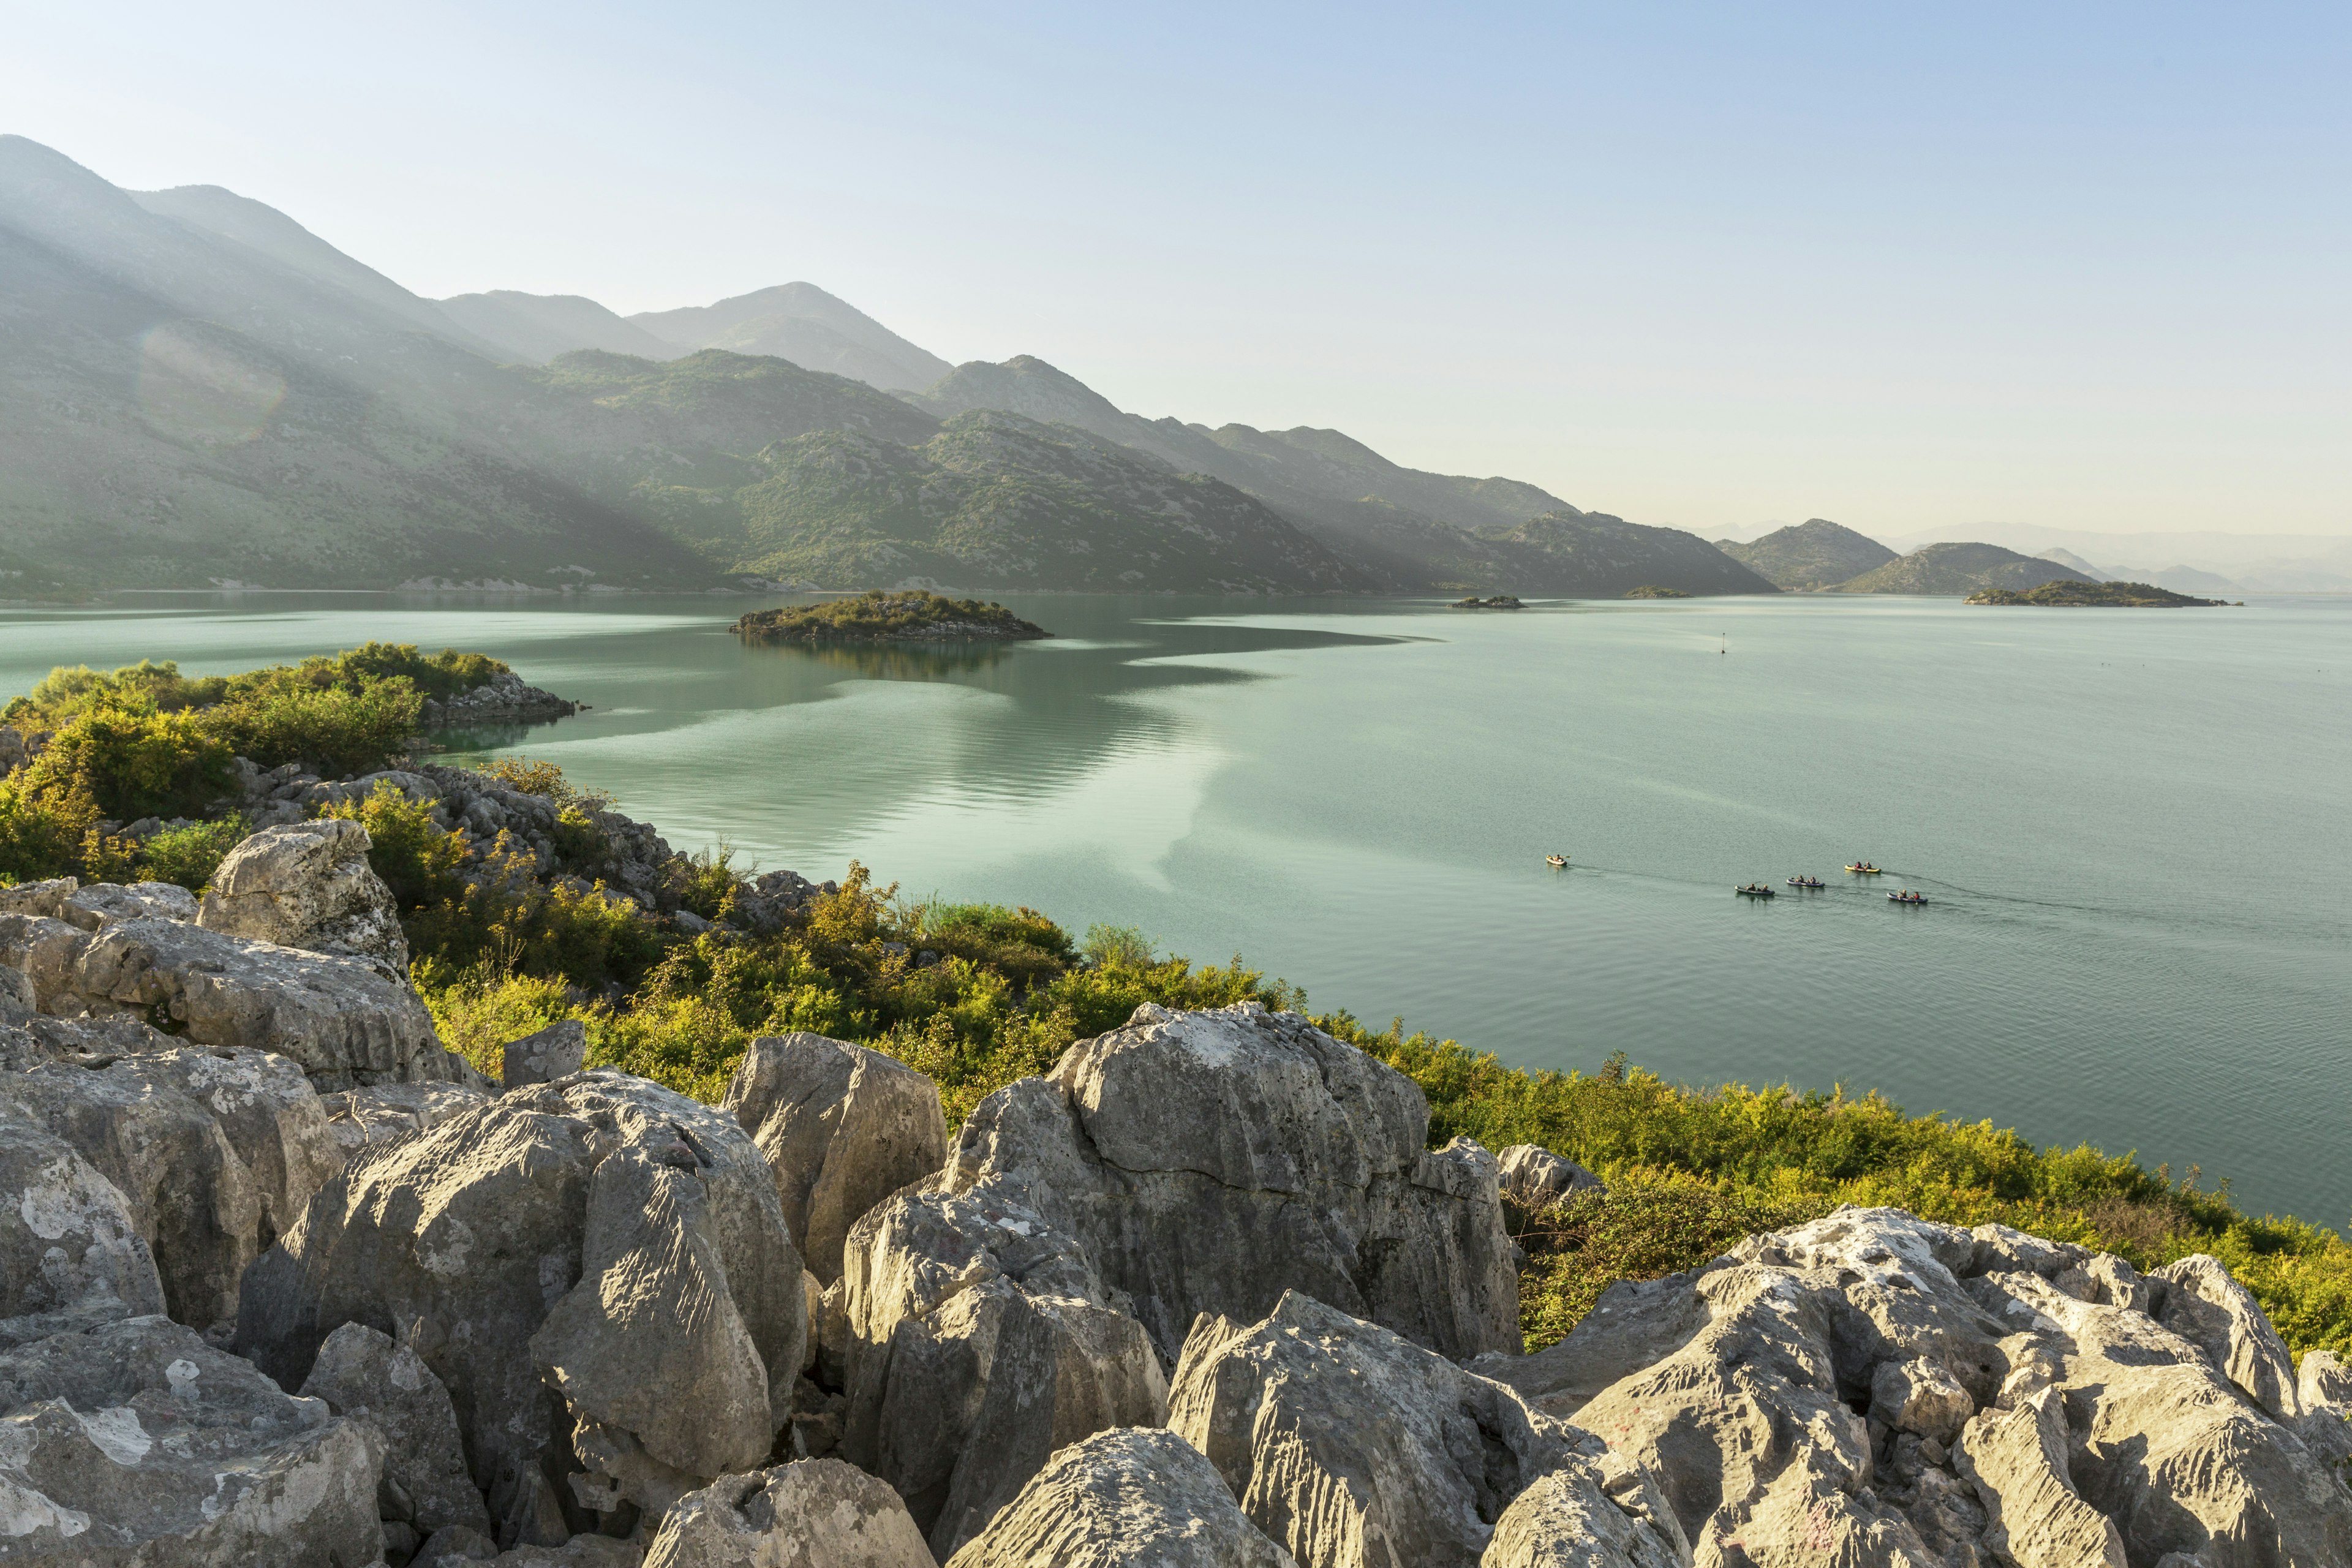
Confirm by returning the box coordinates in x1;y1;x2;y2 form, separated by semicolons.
0;809;2343;1562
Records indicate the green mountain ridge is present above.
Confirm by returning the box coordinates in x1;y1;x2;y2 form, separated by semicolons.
1717;519;1898;590
1836;542;2092;595
0;134;1775;599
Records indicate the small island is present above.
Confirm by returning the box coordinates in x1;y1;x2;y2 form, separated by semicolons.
733;589;1051;643
1966;580;2230;608
1449;595;1524;609
1623;584;1691;598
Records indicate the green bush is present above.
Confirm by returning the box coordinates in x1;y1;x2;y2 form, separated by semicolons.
322;642;505;703
17;699;231;821
0;775;87;884
417;970;573;1081
205;680;422;774
320;785;467;905
136;816;248;892
676;845;745;922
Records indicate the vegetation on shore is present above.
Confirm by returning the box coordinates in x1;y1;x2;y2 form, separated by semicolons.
1967;580;2230;608
733;589;1050;644
4;644;2346;1363
0;645;502;888
1449;595;1523;609
1621;584;1690;598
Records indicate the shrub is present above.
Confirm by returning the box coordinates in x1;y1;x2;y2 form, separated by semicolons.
320;642;504;702
137;816;247;892
916;902;1074;989
1080;922;1154;969
0;774;87;884
676;845;745;922
17;699;231;821
418;969;573;1081
402;837;664;993
320;785;467;905
475;756;611;811
206;679;422;774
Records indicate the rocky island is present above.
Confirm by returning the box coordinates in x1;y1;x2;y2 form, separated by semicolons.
1621;584;1690;598
1968;579;2232;607
733;589;1050;644
0;641;2344;1564
1449;594;1524;609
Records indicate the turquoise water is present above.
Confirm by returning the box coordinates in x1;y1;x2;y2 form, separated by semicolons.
3;592;2346;1227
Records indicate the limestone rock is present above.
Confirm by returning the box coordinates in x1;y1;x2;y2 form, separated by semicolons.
1496;1144;1605;1208
0;875;77;919
1168;1291;1594;1568
0;1313;385;1564
61;878;200;930
945;1001;1521;1363
0;1098;164;1345
1482;1456;1690;1568
1954;1385;2125;1567
237;1070;804;1546
644;1457;934;1568
2153;1251;2304;1420
419;1523;501;1561
319;1079;491;1162
64;916;465;1088
945;1427;1297;1568
199;818;412;972
504;1018;589;1088
839;1185;1167;1558
301;1319;492;1539
2302;1349;2352;1414
0;1046;337;1330
722;1031;948;1283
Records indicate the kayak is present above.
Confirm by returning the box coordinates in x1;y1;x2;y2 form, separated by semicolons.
1736;884;1776;897
1787;876;1825;889
1844;864;1883;874
1545;854;1567;869
1888;891;1928;905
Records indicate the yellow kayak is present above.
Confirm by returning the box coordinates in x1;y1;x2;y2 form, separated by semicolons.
1844;864;1882;874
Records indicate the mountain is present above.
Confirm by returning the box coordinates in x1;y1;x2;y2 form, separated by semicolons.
726;412;1362;592
1717;519;1897;590
1488;514;1779;596
631;283;952;393
436;291;686;364
0;135;711;590
2035;546;2114;580
1836;543;2091;596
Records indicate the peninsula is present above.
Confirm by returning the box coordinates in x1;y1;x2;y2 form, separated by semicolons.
733;589;1051;643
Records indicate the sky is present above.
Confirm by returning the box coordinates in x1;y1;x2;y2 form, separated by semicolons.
6;2;2347;539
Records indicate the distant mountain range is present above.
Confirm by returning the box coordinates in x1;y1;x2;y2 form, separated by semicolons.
1834;542;2087;596
14;133;2302;603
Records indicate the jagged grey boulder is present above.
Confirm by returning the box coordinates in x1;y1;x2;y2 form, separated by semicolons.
722;1031;948;1283
198;818;412;972
1482;1456;1691;1568
2304;1349;2352;1414
61;916;465;1088
839;1185;1168;1558
0;1313;385;1563
300;1319;493;1540
2153;1251;2304;1420
943;1001;1520;1363
504;1018;589;1088
0;876;77;919
1485;1206;2352;1566
1496;1144;1605;1208
1168;1291;1607;1568
0;1046;336;1330
644;1458;933;1568
944;1427;1297;1568
0;1097;164;1345
61;878;201;929
320;1079;492;1162
237;1070;804;1547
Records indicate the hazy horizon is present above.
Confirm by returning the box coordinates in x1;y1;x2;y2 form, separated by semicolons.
7;3;2346;541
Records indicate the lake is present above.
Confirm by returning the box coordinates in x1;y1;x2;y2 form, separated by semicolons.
2;591;2346;1228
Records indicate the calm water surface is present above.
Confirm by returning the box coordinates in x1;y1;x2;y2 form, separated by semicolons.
3;592;2346;1226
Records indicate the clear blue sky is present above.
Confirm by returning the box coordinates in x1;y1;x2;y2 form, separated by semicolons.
8;2;2347;537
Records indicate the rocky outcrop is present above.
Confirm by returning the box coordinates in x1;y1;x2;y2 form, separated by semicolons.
1168;1291;1637;1568
839;1185;1168;1557
421;671;579;728
0;1096;165;1345
301;1319;495;1542
0;1314;385;1564
1482;1458;1691;1568
1496;1144;1605;1208
0;1045;337;1331
944;1001;1521;1363
944;1428;1296;1568
722;1032;948;1283
320;1080;493;1162
198;818;411;973
1485;1207;2352;1566
61;878;200;929
0;908;467;1089
237;1071;805;1547
2152;1251;2305;1421
505;1018;589;1088
643;1458;933;1568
